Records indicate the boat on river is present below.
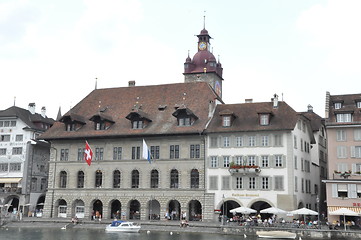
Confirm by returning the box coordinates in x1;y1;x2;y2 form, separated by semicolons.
105;220;141;233
256;230;297;239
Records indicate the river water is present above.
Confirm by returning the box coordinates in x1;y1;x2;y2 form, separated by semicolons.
0;227;359;240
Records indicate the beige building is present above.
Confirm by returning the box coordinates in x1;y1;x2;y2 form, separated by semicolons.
324;92;361;225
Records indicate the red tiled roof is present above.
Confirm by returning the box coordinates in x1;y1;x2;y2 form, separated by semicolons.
40;82;220;140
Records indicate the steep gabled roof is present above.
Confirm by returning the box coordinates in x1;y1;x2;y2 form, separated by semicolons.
0;106;54;131
40;82;221;140
205;101;299;133
300;111;324;132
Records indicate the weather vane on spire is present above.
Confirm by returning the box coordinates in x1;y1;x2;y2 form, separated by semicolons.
203;11;206;29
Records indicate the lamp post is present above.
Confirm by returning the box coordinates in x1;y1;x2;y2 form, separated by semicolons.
221;194;225;226
316;196;320;228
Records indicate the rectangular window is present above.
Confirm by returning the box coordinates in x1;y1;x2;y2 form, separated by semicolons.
209;176;218;190
190;144;200;158
236;156;243;165
210;156;218;168
179;117;191;126
132;146;140;159
95;148;104;160
261;156;269;167
170;145;179;159
274;176;284;190
4;121;9;127
274;134;282;146
295;176;298;192
262;177;269;189
9;163;21;172
249;177;256;189
132;120;143;129
260;114;269;125
352;146;361;158
354;130;361;141
337;146;347;158
301;178;305;193
223;137;230;147
334;102;342;109
336;113;352;123
222;176;230;190
77;148;84;161
60;149;69;161
113;147;122;160
210;137;218;148
223;116;231;127
0;148;6;155
357;102;361;108
12;147;22;155
150;146;160;159
235;177;243;189
15;135;23;141
0;135;10;142
247;155;256;166
0;163;8;172
236;136;243;147
248;136;256;147
223;156;230;168
294;136;297;149
261;135;269;146
336;130;346;141
275;155;283;167
294;156;298;169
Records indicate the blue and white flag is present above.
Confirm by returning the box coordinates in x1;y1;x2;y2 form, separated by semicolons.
142;139;151;163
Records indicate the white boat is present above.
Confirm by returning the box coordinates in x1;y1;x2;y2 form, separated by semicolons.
105;220;141;233
256;230;297;239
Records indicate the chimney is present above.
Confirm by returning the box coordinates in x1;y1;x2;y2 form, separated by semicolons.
41;106;46;118
245;99;253;103
128;80;135;87
307;104;313;113
273;94;279;108
28;103;36;114
325;91;330;119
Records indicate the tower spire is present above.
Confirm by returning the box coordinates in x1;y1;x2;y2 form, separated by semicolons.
203;11;206;29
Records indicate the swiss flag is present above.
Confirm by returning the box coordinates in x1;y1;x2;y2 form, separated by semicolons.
84;141;93;166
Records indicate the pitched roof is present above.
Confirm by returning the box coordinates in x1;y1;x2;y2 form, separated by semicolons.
0;106;54;131
40;82;220;140
300;111;324;132
205;101;299;133
327;93;361;125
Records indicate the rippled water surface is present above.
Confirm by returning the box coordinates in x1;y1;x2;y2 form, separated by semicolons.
0;227;359;240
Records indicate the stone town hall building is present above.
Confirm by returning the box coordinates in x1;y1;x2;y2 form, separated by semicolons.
40;26;224;221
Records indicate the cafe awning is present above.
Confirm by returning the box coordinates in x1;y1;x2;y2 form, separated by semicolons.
0;177;22;183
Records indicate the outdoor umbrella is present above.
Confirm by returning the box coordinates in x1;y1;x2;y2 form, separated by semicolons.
260;207;287;215
290;207;318;223
229;206;257;214
329;207;359;231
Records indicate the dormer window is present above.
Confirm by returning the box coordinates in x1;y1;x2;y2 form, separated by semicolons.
336;113;352;123
357;101;361;108
172;106;198;127
89;113;114;130
59;114;86;132
334;102;342;109
126;109;152;129
219;109;235;127
223;116;231;127
260;114;270;125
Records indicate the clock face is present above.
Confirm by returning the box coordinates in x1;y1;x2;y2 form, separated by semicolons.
199;42;206;50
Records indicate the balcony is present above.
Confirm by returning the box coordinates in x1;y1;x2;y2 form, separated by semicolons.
228;164;261;175
333;170;361;180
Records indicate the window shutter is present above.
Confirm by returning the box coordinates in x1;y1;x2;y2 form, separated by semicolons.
332;184;338;198
282;155;286;168
348;184;357;198
268;135;272;146
351;146;356;158
352;163;357;173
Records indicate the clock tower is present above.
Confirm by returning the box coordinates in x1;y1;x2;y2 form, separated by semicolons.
183;26;223;98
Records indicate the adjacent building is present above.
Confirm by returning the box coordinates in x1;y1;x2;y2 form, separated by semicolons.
324;92;361;224
204;96;323;220
0;104;53;217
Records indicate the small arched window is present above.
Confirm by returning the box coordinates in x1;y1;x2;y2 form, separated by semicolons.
113;170;121;188
190;169;199;188
95;170;102;188
60;171;67;188
150;169;159;188
131;170;139;188
77;171;84;188
170;169;179;188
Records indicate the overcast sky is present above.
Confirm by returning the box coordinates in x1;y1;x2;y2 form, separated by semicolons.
1;0;360;119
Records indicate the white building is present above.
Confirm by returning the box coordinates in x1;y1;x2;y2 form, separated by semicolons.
0;103;53;216
204;96;321;221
